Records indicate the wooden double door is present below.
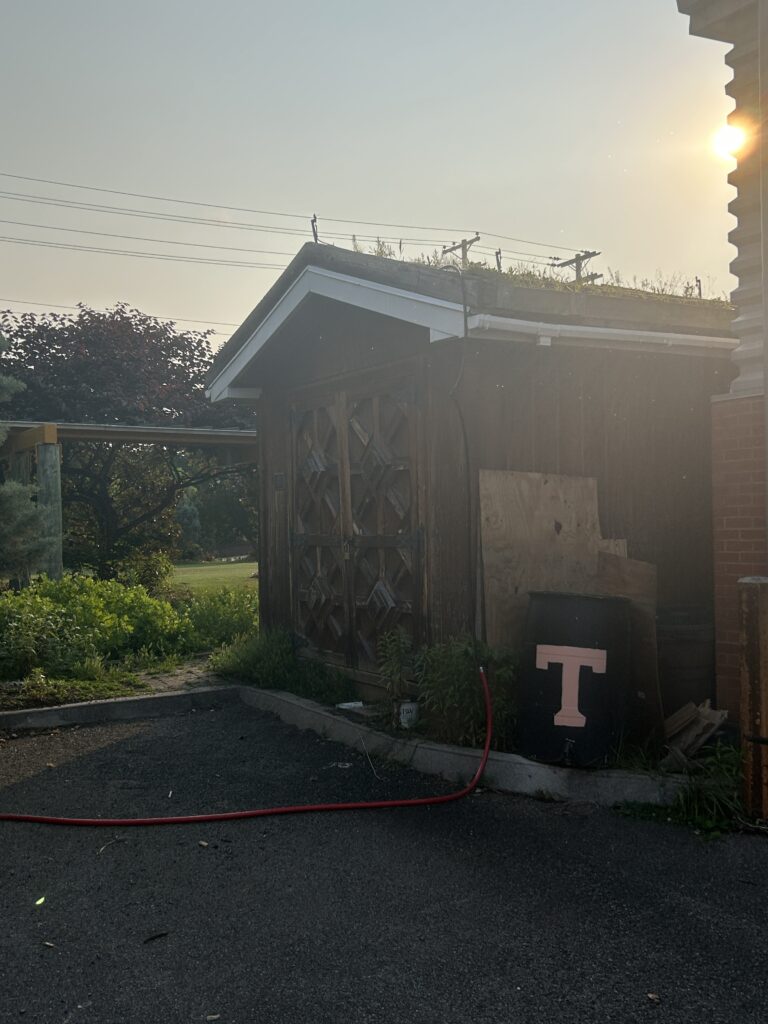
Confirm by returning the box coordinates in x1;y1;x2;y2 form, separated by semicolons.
290;376;422;670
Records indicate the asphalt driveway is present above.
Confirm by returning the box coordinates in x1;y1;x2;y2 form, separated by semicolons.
0;704;766;1023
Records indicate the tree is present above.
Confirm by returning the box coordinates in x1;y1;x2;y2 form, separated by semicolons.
0;305;257;576
0;332;45;579
176;471;259;559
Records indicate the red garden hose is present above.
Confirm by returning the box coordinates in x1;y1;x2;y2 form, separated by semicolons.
0;668;493;828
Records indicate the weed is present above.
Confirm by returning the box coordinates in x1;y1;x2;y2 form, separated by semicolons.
416;635;517;751
619;741;744;836
377;627;415;702
0;666;148;711
210;629;357;706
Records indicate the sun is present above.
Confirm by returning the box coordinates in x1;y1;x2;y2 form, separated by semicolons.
712;123;748;160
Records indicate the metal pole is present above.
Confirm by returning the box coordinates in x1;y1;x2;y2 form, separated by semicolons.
739;577;768;819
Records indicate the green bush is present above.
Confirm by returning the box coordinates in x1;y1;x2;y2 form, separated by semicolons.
179;586;259;651
0;591;100;678
111;550;174;595
416;636;517;750
35;574;187;655
0;574;188;679
211;628;357;705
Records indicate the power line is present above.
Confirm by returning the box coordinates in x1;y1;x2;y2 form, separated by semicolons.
0;219;298;257
0;235;288;269
0;191;451;246
479;230;583;252
0;172;311;221
473;245;556;267
0;171;586;252
0;296;239;329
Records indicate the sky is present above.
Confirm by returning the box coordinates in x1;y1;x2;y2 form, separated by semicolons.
0;0;735;348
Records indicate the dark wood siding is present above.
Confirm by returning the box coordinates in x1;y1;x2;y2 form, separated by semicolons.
446;339;731;622
257;395;291;631
255;299;731;654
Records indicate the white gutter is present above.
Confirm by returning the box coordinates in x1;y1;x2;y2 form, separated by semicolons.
466;313;736;354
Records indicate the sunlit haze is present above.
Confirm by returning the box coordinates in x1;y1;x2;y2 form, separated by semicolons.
0;0;736;346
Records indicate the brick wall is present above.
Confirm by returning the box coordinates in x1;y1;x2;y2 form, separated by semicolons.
711;394;767;717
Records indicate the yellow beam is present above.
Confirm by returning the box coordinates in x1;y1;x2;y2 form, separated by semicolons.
0;422;58;457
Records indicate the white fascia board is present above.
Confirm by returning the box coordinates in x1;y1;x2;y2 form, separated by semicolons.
205;384;263;403
208;265;465;400
467;313;736;355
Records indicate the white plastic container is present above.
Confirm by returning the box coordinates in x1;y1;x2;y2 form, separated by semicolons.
398;700;420;729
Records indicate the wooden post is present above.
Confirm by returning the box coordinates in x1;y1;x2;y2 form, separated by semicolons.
739;577;768;819
35;442;63;579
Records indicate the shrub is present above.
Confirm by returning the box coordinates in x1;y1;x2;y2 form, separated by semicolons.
111;550;174;595
34;574;187;655
179;586;259;651
0;592;101;678
0;574;188;679
211;628;356;705
416;636;517;750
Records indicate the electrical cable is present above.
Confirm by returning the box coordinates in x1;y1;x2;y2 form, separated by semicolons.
0;235;288;269
0;298;239;328
0;668;493;828
0;171;585;249
0;192;451;246
0;219;298;257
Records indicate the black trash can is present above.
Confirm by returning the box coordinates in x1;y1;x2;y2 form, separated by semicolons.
517;592;631;767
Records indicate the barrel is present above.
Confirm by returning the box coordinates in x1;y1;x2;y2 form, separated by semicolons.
517;592;631;767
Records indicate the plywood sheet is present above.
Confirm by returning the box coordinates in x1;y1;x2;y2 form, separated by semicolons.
480;470;606;649
479;470;663;739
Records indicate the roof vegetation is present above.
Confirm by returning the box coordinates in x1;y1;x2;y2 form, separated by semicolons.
354;237;732;308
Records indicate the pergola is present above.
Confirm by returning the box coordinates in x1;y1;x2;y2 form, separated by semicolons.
0;420;259;578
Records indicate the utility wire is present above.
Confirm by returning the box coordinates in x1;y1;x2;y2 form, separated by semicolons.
0;191;451;246
0;171;310;222
473;245;556;267
0;218;558;271
0;296;239;329
0;219;298;257
0;171;586;252
0;235;288;269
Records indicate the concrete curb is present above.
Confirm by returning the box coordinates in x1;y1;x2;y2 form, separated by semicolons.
0;683;685;807
0;685;242;732
238;687;685;807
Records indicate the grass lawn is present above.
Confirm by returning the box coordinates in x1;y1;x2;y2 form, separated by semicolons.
172;560;258;593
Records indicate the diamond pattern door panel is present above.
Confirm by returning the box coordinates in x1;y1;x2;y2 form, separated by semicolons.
347;388;420;668
292;402;348;659
291;382;422;669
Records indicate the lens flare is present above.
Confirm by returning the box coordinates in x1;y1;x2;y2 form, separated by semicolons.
712;123;747;160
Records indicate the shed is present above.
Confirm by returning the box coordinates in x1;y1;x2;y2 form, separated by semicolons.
207;244;735;699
